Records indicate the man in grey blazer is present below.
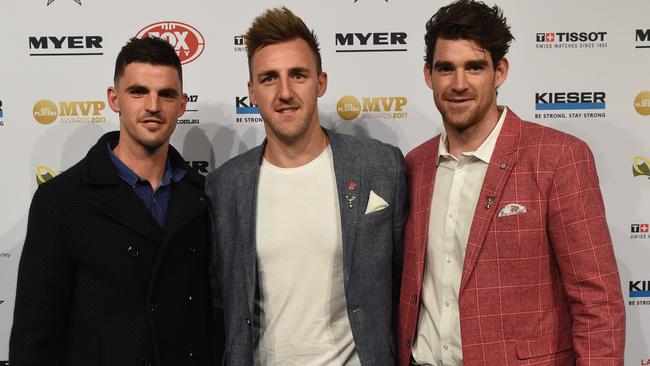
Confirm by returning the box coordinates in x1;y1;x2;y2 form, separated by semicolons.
205;6;408;366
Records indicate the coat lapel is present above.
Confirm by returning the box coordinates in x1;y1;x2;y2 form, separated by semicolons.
96;187;164;243
409;137;440;287
460;110;521;291
327;129;361;288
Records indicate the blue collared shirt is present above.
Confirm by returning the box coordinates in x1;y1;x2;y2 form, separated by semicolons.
107;142;186;227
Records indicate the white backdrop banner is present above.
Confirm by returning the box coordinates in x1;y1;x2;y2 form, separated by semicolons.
1;0;649;363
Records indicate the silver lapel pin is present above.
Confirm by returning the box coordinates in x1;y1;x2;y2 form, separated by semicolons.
345;195;356;209
485;195;495;209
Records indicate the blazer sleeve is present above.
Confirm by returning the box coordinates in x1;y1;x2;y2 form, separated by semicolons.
546;140;625;365
392;146;409;327
9;186;74;365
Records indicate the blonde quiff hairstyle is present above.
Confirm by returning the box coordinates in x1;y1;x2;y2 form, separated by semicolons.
245;6;322;77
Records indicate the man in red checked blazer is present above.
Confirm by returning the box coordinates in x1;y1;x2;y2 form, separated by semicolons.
397;1;625;365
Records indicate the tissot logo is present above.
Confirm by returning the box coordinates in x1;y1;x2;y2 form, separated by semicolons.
336;95;407;120
235;96;262;123
335;32;407;52
28;36;103;56
636;29;650;48
32;99;106;125
233;35;247;53
178;94;199;125
534;92;606;119
136;22;205;65
536;31;607;49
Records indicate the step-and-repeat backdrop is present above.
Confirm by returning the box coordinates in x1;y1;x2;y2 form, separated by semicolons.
1;0;649;363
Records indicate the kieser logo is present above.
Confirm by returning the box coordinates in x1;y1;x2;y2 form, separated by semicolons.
535;31;607;49
335;32;407;53
636;29;650;48
36;165;58;185
634;91;650;116
534;92;606;119
235;96;262;123
136;22;205;65
178;94;199;125
234;35;246;52
32;99;106;125
28;35;103;56
629;281;650;306
633;156;650;179
336;95;407;121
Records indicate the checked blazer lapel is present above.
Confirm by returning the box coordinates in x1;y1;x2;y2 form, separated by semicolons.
460;110;521;292
327;129;361;288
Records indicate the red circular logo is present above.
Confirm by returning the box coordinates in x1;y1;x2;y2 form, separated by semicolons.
136;21;205;65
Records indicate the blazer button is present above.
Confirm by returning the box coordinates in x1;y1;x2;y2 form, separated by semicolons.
245;318;251;326
406;340;411;348
127;245;140;257
411;294;417;303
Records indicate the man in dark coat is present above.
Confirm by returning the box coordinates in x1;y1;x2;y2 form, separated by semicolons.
9;37;222;365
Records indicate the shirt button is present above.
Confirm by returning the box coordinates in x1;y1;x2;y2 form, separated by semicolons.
444;301;450;307
443;344;449;350
445;256;451;263
127;245;140;257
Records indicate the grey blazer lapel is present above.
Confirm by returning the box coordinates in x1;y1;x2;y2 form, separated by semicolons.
235;143;264;313
326;129;360;288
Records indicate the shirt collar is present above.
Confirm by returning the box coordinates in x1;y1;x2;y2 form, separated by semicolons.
107;141;186;187
438;106;508;164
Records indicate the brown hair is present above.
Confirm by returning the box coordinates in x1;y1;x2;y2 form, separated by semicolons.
424;0;514;68
245;6;322;77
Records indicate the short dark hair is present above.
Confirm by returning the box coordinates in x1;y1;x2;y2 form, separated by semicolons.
113;37;183;85
245;6;322;77
424;0;514;68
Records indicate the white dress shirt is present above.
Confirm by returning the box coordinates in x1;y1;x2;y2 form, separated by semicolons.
412;108;507;366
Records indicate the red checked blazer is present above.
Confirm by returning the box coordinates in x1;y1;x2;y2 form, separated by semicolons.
397;110;625;366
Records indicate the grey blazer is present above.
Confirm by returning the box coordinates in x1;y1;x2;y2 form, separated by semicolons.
206;128;408;366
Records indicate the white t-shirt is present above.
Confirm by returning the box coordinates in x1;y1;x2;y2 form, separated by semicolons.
254;146;361;366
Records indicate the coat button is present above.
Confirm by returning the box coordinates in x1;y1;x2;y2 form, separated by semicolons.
141;356;152;366
199;196;206;202
150;304;158;312
245;318;251;326
127;245;140;257
188;350;199;358
188;246;197;254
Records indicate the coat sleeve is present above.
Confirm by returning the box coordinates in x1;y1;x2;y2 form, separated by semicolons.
546;139;625;366
392;146;409;336
9;186;75;365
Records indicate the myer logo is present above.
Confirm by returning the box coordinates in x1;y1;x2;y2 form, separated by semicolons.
633;156;650;179
336;95;407;120
32;99;106;125
28;35;103;56
186;160;209;175
335;32;407;52
36;165;58;185
535;31;607;49
136;21;205;65
636;29;650;48
178;94;199;125
634;91;650;116
235;96;262;123
534;92;606;119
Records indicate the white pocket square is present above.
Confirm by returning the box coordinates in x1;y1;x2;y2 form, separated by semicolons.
365;190;389;214
498;203;527;217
